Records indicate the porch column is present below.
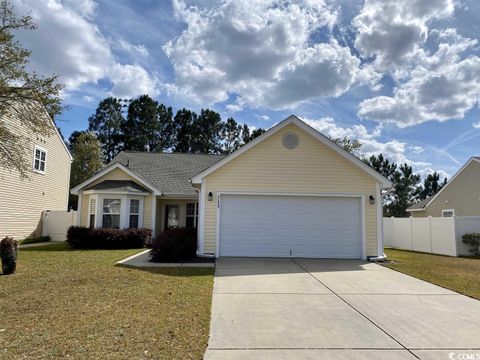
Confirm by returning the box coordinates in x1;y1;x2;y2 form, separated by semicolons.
151;196;157;238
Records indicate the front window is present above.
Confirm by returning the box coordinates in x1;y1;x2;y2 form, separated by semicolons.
129;199;140;228
33;146;47;173
102;199;121;228
186;202;198;228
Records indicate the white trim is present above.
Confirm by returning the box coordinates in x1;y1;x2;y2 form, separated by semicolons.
197;178;206;255
442;209;455;217
214;191;367;260
376;183;383;257
76;191;82;225
33;145;47;174
83;189;150;196
191;115;392;189
70;162;161;195
127;197;144;228
151;196;157;237
407;157;480;212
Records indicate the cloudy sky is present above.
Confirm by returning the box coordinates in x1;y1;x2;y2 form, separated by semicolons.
12;0;480;178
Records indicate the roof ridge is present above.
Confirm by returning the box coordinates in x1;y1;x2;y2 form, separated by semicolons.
120;151;226;156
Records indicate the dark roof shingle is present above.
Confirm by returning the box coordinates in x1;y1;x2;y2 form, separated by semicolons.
111;152;226;196
85;180;149;193
407;197;430;211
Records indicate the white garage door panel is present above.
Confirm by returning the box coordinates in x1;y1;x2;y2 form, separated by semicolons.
219;195;362;258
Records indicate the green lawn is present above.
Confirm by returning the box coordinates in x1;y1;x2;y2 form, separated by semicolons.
384;248;480;300
0;243;214;359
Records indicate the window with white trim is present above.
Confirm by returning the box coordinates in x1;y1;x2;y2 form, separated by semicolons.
33;146;47;173
89;197;96;229
102;199;121;228
129;199;140;228
442;209;455;217
186;202;198;228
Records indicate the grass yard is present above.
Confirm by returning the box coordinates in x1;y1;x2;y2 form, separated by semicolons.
384;248;480;300
0;243;214;359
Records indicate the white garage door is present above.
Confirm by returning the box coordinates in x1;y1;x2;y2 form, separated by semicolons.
219;195;362;258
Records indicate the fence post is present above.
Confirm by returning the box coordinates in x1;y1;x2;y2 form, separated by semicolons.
452;216;458;257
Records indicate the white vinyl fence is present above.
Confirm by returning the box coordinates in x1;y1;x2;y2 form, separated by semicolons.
42;210;77;241
383;216;480;256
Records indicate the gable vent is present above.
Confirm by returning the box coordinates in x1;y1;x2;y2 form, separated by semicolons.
282;132;299;149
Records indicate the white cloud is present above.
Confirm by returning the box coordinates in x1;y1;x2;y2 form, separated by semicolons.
12;0;157;99
117;39;150;57
164;0;360;109
411;146;424;154
473;121;480;129
353;0;454;70
109;64;158;98
358;28;480;127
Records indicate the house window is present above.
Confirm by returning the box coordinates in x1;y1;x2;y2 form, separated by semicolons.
89;197;96;229
186;202;198;228
129;199;140;228
102;199;121;228
442;209;455;217
33;146;47;173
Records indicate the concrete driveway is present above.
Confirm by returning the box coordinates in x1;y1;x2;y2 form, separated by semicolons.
204;258;480;360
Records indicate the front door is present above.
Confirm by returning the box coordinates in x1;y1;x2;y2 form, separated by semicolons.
165;205;180;229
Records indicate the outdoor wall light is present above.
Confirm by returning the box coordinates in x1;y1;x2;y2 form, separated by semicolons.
208;192;213;201
369;195;375;204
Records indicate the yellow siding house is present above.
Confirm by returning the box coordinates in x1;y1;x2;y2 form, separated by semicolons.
72;116;391;260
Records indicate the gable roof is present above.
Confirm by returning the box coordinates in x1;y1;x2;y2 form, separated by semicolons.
191;115;392;188
71;153;225;196
407;156;480;212
85;180;149;194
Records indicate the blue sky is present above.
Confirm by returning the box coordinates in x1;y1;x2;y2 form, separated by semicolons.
12;0;480;179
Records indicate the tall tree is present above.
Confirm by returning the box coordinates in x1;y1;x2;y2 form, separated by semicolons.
240;124;265;145
123;95;158;152
331;136;363;157
419;172;447;200
221;117;242;153
0;0;63;177
192;109;223;153
386;163;422;217
156;103;175;151
250;128;266;141
173;108;196;153
364;154;397;180
69;132;104;209
88;97;124;162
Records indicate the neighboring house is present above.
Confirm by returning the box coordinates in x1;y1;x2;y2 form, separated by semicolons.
71;116;391;260
408;157;480;218
0;108;72;240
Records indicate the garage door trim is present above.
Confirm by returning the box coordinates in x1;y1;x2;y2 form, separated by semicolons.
215;192;366;260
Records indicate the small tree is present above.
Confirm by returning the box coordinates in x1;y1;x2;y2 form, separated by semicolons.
69;132;104;209
0;0;64;177
331;136;363;157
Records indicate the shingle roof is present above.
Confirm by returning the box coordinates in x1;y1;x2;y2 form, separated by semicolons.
407;197;429;211
110;152;226;196
85;180;149;194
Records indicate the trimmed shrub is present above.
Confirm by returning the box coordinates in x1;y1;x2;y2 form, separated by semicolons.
66;226;151;249
462;232;480;256
21;236;51;245
0;237;18;275
150;227;197;262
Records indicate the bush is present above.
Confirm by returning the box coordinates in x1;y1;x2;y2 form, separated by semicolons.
462;232;480;256
66;226;152;249
21;236;51;245
150;227;197;262
0;237;18;275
